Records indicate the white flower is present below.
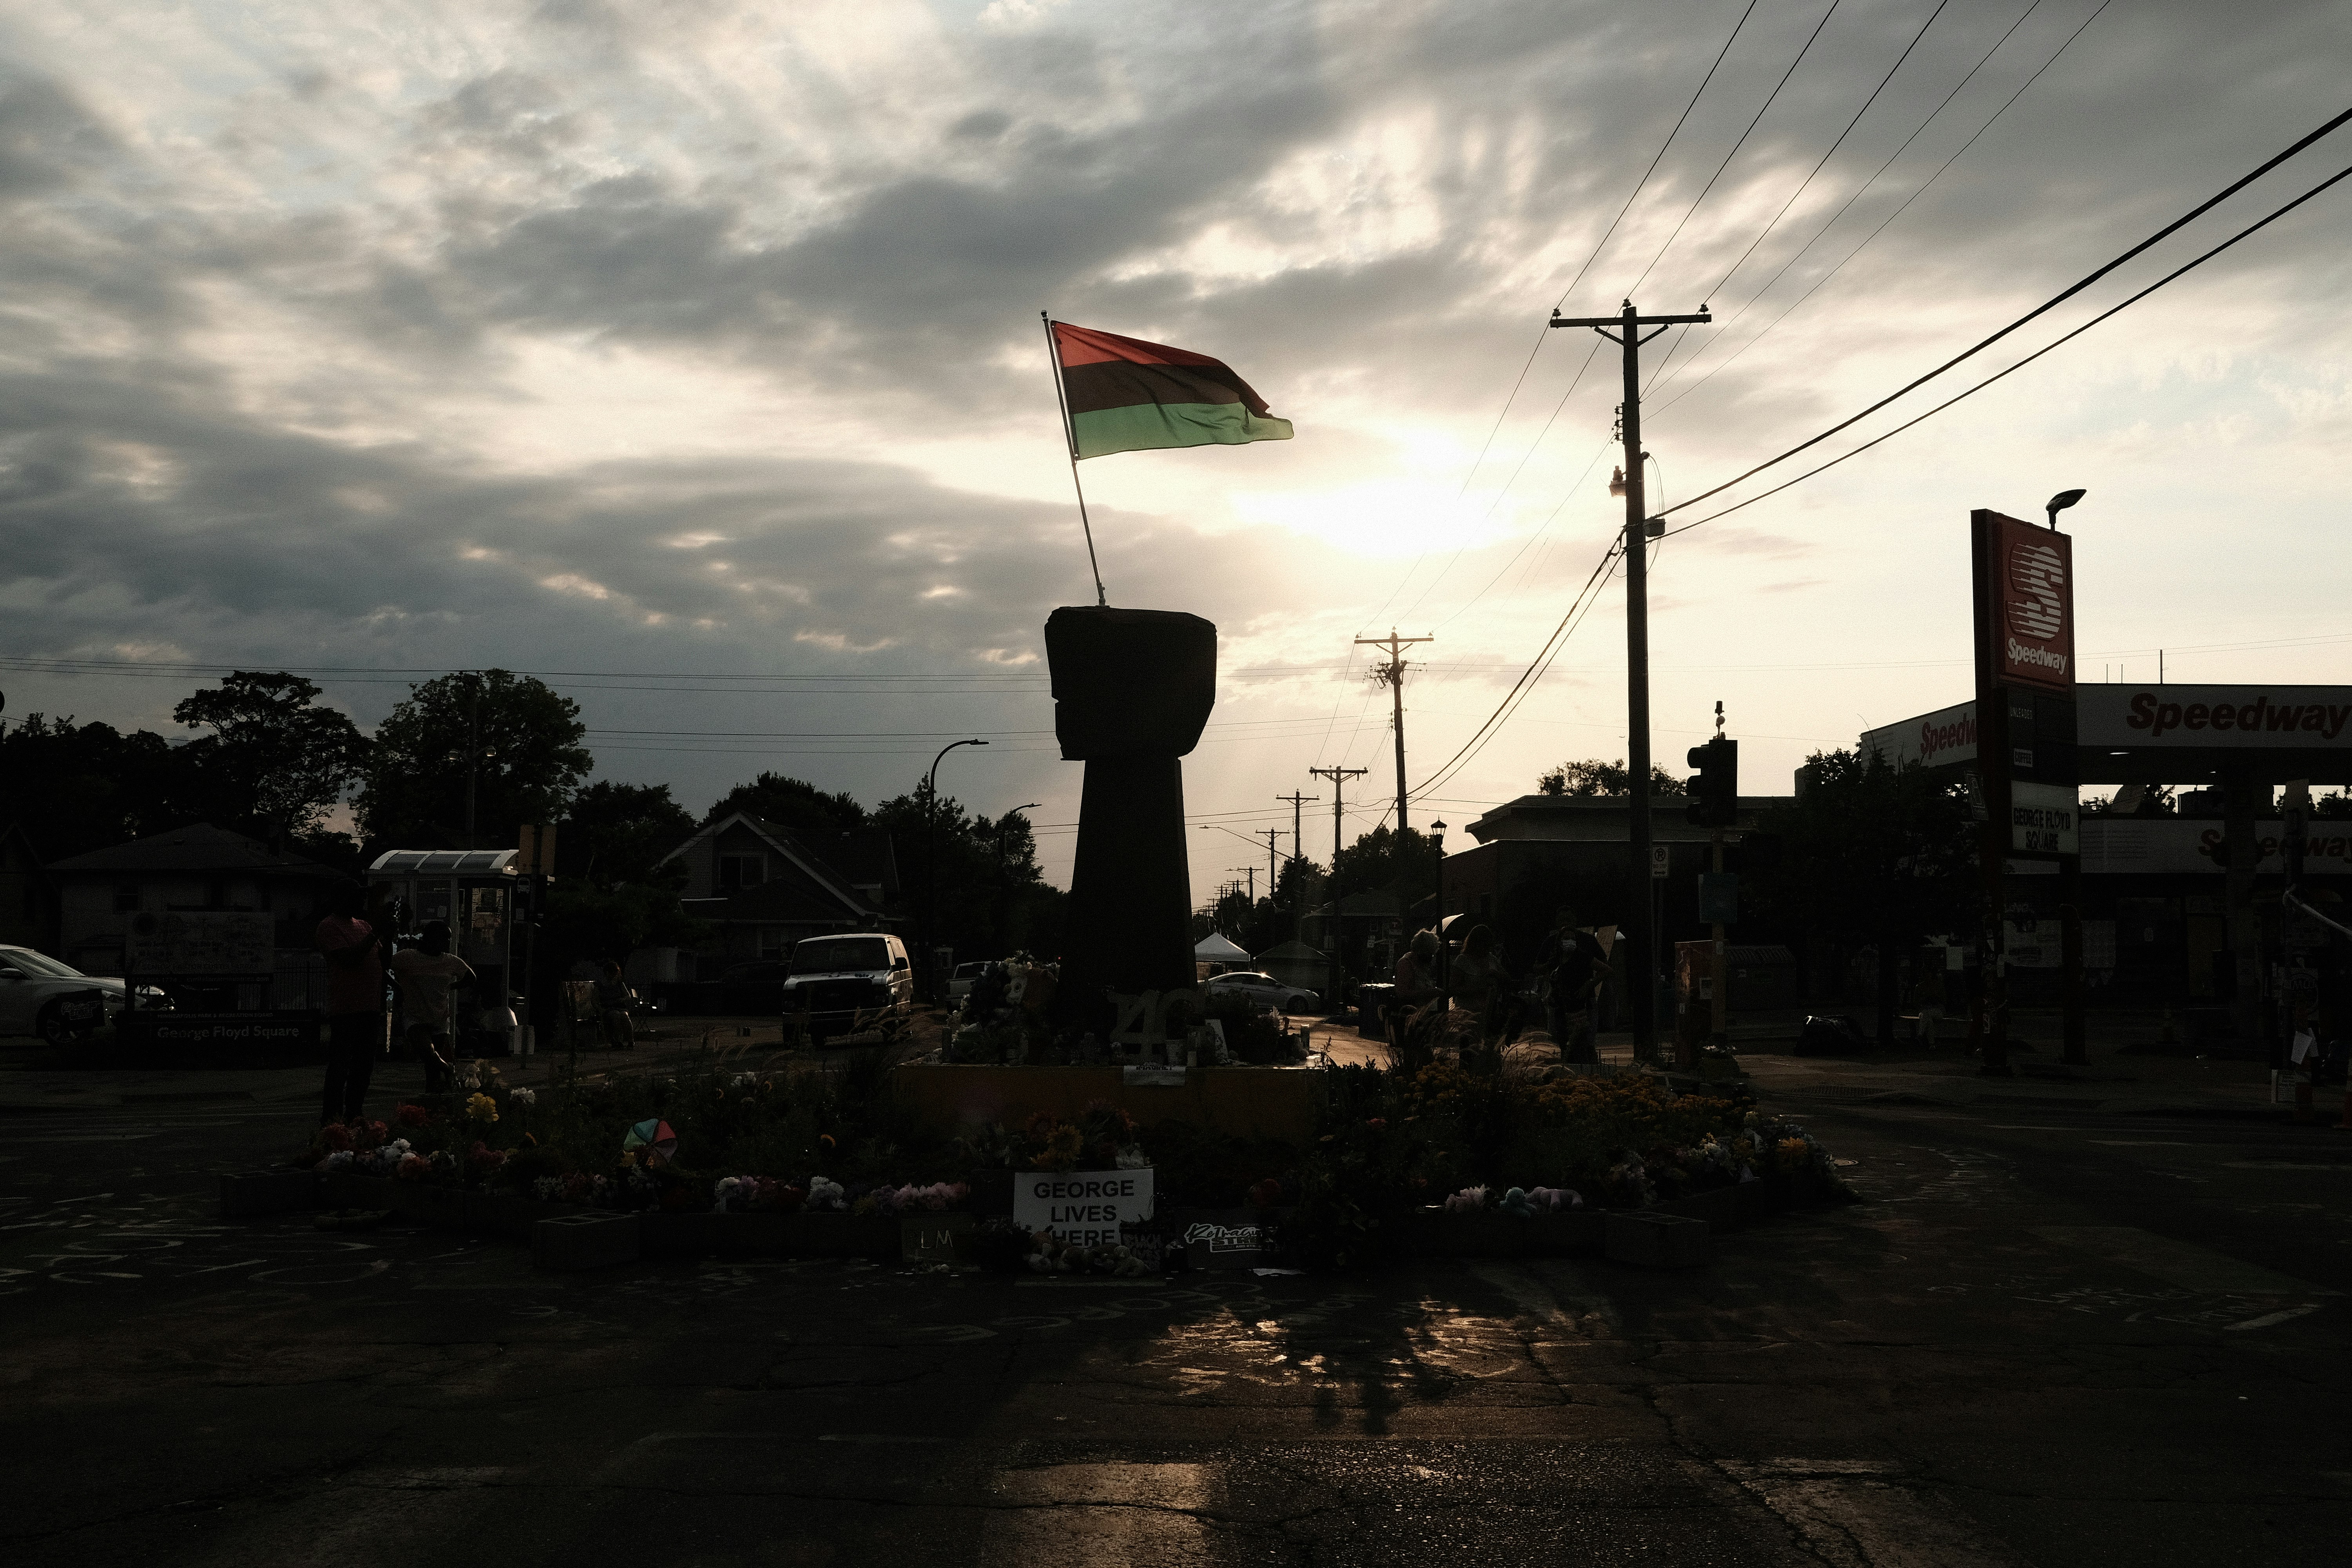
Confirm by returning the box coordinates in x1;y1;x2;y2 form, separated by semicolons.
508;1087;536;1107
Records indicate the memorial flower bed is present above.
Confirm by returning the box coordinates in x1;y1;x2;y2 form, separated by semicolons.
282;1045;1849;1267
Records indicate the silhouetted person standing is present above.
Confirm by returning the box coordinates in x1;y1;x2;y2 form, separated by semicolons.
315;884;389;1124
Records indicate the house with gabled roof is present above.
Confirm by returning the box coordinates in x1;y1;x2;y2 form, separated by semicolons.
659;812;903;968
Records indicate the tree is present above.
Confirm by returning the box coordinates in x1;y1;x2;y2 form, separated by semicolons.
1537;757;1684;797
704;772;868;839
1748;748;1975;1044
560;782;696;884
172;671;369;843
1330;825;1440;913
541;784;705;976
356;671;591;850
873;783;1052;961
0;715;180;858
2082;784;2176;818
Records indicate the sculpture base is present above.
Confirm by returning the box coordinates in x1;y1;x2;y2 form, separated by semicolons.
1056;753;1196;1029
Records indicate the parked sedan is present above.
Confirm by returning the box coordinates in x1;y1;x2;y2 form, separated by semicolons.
1201;970;1320;1014
0;946;169;1045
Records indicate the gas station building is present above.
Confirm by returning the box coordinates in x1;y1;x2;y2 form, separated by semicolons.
1863;682;2352;1046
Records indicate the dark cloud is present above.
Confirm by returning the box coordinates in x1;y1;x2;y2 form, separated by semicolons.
2;0;2348;852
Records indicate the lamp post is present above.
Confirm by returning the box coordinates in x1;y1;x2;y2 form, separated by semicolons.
1429;820;1447;988
924;739;988;1004
2043;487;2087;1064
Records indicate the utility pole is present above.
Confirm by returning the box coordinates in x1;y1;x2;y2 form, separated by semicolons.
1308;765;1368;1012
1356;631;1433;833
1276;790;1318;867
463;671;481;851
1308;766;1369;869
1258;828;1281;896
1550;298;1710;1063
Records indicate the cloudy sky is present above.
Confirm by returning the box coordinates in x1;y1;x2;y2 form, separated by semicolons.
3;0;2348;898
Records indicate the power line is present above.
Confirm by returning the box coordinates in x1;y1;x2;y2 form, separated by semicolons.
1662;155;2352;537
1651;0;2102;416
1646;0;1974;396
1660;100;2352;521
1406;537;1624;802
1432;434;1617;630
1357;0;1759;631
1620;0;1848;300
1699;0;1956;309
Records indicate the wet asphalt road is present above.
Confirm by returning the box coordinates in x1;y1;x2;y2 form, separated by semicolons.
3;1060;2348;1567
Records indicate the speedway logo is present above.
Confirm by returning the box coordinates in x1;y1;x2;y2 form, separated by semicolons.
1981;512;2073;692
2125;691;2352;741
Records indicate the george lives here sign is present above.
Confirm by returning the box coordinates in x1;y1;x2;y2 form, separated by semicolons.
1013;1170;1155;1249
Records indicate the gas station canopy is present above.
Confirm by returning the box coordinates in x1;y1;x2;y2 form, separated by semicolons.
1864;683;2352;785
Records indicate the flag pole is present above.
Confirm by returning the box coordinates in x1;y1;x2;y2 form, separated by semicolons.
1043;311;1108;606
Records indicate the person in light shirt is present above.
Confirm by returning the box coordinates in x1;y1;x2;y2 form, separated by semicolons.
388;920;475;1096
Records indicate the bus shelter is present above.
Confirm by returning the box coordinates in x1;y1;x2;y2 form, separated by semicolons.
367;849;522;1056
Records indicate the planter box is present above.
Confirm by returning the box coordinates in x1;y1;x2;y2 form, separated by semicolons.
638;1210;901;1262
901;1211;975;1266
890;1063;1319;1144
321;1171;394;1210
534;1211;641;1271
1604;1211;1712;1269
218;1169;321;1219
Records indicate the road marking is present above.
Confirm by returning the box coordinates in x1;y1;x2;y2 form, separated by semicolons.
1719;1459;2030;1567
2224;1304;2324;1332
2031;1227;2339;1297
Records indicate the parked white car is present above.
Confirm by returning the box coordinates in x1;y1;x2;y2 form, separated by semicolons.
1201;970;1320;1014
0;946;168;1045
946;961;991;1003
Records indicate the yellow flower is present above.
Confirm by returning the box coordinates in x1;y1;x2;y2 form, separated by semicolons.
465;1093;499;1123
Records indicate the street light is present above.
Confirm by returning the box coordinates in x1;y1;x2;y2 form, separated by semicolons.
924;739;988;1003
2045;488;2086;530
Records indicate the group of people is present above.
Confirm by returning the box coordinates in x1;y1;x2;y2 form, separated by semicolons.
311;884;479;1125
1387;905;1612;1066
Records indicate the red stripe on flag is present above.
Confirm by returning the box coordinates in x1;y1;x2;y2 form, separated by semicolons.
1052;322;1229;370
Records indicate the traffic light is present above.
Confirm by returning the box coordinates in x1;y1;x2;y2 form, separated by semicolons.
1685;737;1738;828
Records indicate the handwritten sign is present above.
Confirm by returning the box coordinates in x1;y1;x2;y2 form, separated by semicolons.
1013;1169;1154;1248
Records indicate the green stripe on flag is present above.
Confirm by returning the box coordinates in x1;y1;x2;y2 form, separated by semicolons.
1071;401;1295;460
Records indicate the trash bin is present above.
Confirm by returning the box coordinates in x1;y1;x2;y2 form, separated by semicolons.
1356;983;1396;1040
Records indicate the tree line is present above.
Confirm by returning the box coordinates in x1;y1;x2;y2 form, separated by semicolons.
0;670;1055;967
